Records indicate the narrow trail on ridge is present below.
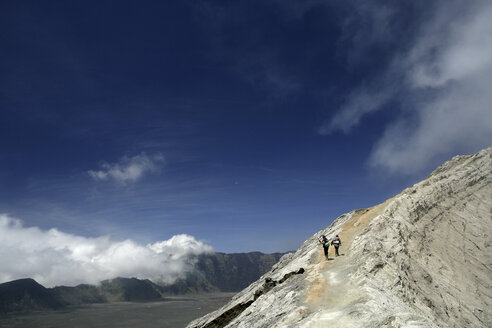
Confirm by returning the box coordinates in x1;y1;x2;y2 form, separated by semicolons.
304;199;398;327
188;147;492;328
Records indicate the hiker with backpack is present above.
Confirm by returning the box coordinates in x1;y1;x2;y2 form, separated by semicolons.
331;234;342;256
319;235;330;260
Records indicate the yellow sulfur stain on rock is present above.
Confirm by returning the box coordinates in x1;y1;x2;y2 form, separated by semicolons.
305;199;393;307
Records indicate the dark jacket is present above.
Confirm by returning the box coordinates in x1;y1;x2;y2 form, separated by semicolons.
331;236;341;247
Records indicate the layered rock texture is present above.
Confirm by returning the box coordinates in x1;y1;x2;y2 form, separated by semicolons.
187;147;492;328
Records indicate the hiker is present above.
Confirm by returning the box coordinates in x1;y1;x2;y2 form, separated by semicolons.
331;234;341;256
319;235;330;259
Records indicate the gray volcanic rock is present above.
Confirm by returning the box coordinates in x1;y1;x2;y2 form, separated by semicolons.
187;146;492;328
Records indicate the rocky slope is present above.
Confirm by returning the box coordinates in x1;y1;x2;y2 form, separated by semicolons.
187;147;492;328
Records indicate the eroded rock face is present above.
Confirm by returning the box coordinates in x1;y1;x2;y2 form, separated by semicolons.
187;147;492;328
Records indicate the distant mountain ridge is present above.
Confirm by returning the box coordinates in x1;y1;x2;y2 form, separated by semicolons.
196;252;285;292
0;278;63;313
0;251;285;313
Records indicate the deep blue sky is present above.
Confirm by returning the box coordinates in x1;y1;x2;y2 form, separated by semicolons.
1;0;491;253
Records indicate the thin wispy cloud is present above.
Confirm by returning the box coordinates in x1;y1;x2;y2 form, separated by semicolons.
318;85;393;135
88;152;165;184
322;0;492;174
0;214;213;287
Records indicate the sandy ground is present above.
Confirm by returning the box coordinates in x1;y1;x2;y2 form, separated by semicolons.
305;202;388;305
0;293;235;328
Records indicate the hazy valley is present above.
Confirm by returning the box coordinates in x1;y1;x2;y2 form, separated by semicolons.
0;252;283;327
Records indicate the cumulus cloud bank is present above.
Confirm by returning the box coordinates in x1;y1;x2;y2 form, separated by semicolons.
0;214;213;287
323;0;492;174
88;152;165;184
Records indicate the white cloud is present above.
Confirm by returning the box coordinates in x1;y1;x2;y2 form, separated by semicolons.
0;214;213;287
318;86;393;135
325;1;492;174
88;152;165;184
370;71;492;174
407;2;492;89
148;235;213;260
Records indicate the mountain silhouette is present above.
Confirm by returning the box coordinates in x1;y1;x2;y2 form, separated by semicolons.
0;252;284;313
0;278;62;313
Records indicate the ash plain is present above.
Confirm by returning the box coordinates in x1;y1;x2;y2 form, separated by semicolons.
0;293;235;328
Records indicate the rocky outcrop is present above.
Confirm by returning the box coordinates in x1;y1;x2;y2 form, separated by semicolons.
187;146;492;328
201;269;306;328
